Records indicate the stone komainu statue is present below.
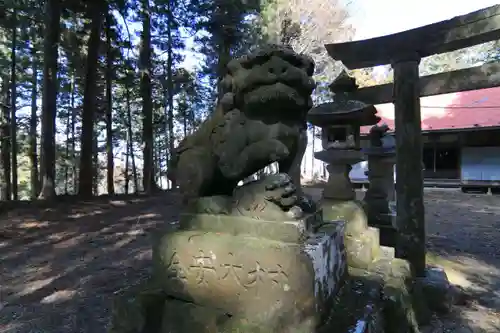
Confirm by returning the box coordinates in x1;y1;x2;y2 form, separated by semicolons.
167;45;316;204
369;123;390;147
108;48;332;333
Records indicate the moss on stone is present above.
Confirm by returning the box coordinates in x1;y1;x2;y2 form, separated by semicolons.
349;258;423;333
320;274;384;333
321;200;368;236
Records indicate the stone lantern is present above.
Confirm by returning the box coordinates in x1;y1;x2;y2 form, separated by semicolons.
308;93;380;202
363;123;397;246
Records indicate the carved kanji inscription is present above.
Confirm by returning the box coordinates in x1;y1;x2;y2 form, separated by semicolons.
166;250;291;291
219;253;290;290
189;250;217;286
219;253;246;287
244;261;267;289
268;264;289;286
164;252;188;281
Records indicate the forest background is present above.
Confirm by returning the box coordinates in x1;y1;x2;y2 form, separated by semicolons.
0;0;498;200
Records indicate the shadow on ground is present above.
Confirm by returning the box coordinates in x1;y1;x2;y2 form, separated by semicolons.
1;188;499;332
0;192;181;333
424;252;500;332
423;190;500;332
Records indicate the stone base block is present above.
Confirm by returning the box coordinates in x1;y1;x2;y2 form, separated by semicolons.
322;200;383;270
379;246;395;260
148;219;347;332
160;298;320;333
367;227;381;260
160;299;226;333
383;279;421;333
365;257;412;282
345;227;381;269
178;212;319;244
321;200;368;236
349;257;421;333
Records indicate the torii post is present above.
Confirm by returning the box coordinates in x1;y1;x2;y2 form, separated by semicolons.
324;4;500;277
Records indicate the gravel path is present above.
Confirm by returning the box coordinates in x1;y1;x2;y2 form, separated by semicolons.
0;189;499;332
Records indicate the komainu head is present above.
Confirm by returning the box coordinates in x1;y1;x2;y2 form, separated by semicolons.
167;45;317;203
219;44;316;121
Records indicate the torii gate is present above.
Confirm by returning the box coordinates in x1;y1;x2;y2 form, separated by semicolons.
325;5;500;277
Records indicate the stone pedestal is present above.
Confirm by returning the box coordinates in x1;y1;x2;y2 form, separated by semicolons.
322;200;379;270
315;149;364;202
110;212;348;333
324;163;356;201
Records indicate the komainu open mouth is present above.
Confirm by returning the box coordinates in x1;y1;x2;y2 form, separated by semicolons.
243;83;307;112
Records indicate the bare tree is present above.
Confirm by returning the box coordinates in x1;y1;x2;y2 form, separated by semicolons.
261;0;355;81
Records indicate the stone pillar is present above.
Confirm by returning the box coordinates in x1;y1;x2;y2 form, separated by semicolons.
392;55;426;277
323;163;356;201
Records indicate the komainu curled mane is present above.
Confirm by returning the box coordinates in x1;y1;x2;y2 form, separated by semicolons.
167;44;316;205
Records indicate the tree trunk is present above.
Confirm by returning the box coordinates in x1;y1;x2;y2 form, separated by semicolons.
124;130;130;194
166;0;176;188
125;75;138;193
29;33;39;199
156;140;162;188
10;9;18;200
182;96;187;138
39;0;61;200
161;69;169;185
71;71;77;193
189;104;196;133
131;140;138;193
139;0;155;194
152;136;157;186
92;127;98;196
64;75;72;195
0;76;11;200
216;24;232;101
105;13;114;195
64;115;69;194
66;72;75;194
78;4;103;199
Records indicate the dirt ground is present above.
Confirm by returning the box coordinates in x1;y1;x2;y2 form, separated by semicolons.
0;189;499;332
419;189;500;333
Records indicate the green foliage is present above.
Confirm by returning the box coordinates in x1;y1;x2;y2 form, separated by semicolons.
191;0;262;102
7;0;495;200
0;0;270;199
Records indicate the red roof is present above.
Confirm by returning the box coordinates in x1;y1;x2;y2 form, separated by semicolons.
360;86;500;134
